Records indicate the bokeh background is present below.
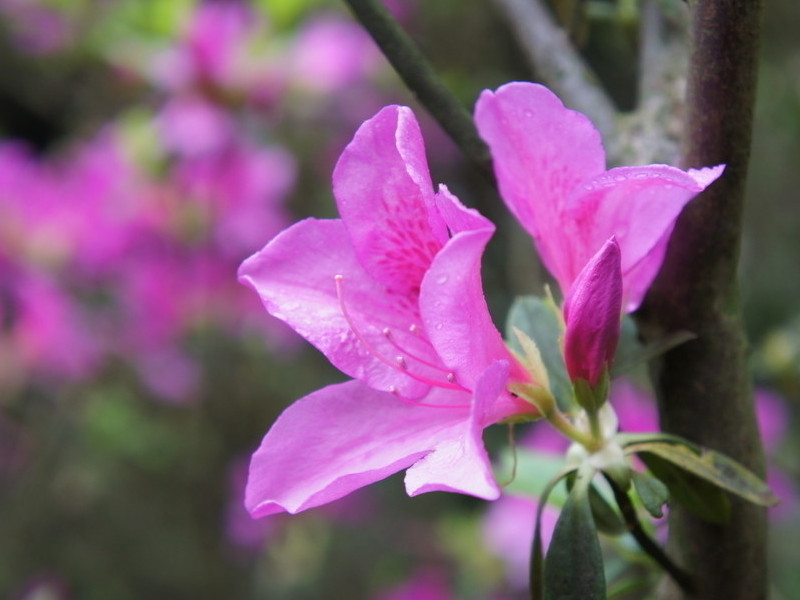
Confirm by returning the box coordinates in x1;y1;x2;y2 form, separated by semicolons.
0;1;798;599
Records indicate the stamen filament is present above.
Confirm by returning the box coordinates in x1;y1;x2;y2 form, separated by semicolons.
334;275;468;393
389;386;471;409
383;327;461;382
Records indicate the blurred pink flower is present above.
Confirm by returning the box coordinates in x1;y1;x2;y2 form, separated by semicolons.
375;569;453;600
474;82;724;311
148;0;283;104
174;141;295;258
0;264;100;384
157;96;236;157
484;493;559;590
288;16;382;94
754;389;798;518
0;0;71;53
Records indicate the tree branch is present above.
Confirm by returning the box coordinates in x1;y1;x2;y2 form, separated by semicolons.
613;0;689;166
342;0;494;183
636;0;767;598
603;473;695;595
491;0;618;141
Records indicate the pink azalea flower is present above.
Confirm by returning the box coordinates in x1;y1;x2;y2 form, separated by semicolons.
239;105;536;516
474;82;725;311
563;237;623;386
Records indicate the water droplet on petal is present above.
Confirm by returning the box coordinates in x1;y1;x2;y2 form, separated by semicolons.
437;275;449;284
435;323;444;331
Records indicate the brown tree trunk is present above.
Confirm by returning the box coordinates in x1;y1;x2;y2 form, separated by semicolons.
636;0;767;598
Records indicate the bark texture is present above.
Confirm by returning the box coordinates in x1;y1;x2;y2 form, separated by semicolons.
636;1;767;598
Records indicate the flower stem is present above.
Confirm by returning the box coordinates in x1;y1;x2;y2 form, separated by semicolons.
602;473;695;595
545;407;595;449
342;0;495;184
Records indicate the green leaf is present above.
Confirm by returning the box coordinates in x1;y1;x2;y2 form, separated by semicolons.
544;465;606;600
631;470;670;518
617;432;699;448
638;452;731;524
627;441;778;508
588;484;627;536
506;295;573;411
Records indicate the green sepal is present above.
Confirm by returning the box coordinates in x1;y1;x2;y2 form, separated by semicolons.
631;469;670;519
573;372;609;414
543;464;606;600
638;452;731;524
506;295;573;412
626;440;778;508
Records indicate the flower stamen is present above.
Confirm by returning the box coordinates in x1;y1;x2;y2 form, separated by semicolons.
334;274;469;396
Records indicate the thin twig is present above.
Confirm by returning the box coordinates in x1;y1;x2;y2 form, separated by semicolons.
612;0;689;166
491;0;618;141
603;473;696;595
342;0;495;183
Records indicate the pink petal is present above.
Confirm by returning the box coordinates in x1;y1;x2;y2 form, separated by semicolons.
474;82;605;279
333;105;448;296
245;380;476;516
238;218;436;398
404;361;512;500
420;199;522;391
567;164;725;310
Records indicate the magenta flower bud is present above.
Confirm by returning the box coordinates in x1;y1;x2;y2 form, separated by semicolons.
563;237;623;388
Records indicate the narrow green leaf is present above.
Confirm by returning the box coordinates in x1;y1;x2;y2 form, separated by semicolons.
638;452;731;524
544;465;606;600
631;470;669;518
627;441;778;507
617;431;700;449
506;296;573;411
